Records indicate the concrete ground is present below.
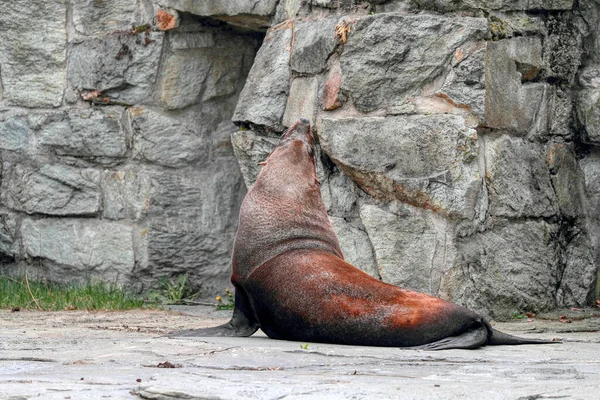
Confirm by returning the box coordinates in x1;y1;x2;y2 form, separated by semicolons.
0;306;599;400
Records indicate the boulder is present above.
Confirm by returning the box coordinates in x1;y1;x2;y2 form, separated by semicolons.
233;23;293;131
319;115;482;219
484;135;558;218
1;163;102;216
36;107;129;158
440;219;560;320
340;14;487;113
68;31;164;105
21;217;135;282
0;0;67;107
359;202;453;295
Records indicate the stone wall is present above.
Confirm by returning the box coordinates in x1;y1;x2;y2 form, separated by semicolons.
229;0;599;319
0;0;262;296
1;0;598;318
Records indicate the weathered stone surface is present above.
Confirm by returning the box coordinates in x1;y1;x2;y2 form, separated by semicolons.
576;89;600;144
437;42;486;123
340;14;487;113
546;143;585;219
159;23;259;109
102;166;152;221
231;129;279;188
130;107;209;168
557;232;598;307
0;0;66;107
543;17;581;85
233;24;292;131
162;0;278;30
319;115;482;219
290;18;338;74
440;220;559;320
274;0;303;23
412;0;573;11
72;0;139;36
0;209;19;260
0;114;32;150
321;61;344;111
484;37;551;134
36;107;129;158
329;216;380;279
160;48;242;109
485;135;558;218
580;67;600;89
21;218;135;282
136;161;246;295
68;31;164;105
282;76;319;128
360;202;453;295
579;152;600;299
1;163;102;216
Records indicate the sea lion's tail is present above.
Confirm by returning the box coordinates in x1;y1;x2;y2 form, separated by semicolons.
487;328;560;346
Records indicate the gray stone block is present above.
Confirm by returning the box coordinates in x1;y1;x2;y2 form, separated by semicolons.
136;161;246;296
440;219;560;320
0;115;32;150
1;163;102;216
484;37;549;134
282;76;319;128
233;23;293;131
68;31;164;105
102;166;152;221
484;135;558;218
412;0;573;11
36;107;129;158
576;89;600;145
319;115;483;219
231;129;279;188
437;42;486;123
72;0;139;35
290;18;338;74
359;202;453;295
21;217;135;282
557;232;598;307
130;107;209;168
161;0;278;30
340;14;487;113
0;209;19;260
546;143;585;219
0;0;66;107
159;49;243;109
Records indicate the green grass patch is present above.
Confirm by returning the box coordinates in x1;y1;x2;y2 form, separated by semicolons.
0;275;147;311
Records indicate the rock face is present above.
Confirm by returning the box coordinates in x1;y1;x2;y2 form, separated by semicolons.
230;0;599;319
1;0;598;318
0;3;262;298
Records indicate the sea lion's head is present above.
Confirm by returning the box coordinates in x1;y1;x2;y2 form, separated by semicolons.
259;118;315;171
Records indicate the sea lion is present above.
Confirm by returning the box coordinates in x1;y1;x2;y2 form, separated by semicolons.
175;118;556;350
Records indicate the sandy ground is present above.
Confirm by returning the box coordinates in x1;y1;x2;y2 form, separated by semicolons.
1;306;599;399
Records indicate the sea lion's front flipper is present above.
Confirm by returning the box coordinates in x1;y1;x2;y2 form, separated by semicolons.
171;288;259;337
407;325;489;351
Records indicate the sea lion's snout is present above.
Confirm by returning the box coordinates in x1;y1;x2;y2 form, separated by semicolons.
282;118;312;142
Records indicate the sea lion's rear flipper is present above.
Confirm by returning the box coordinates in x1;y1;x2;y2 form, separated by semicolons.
487;328;559;346
171;288;259;337
407;325;489;351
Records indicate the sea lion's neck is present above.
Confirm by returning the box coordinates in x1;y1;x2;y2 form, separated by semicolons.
231;142;343;282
